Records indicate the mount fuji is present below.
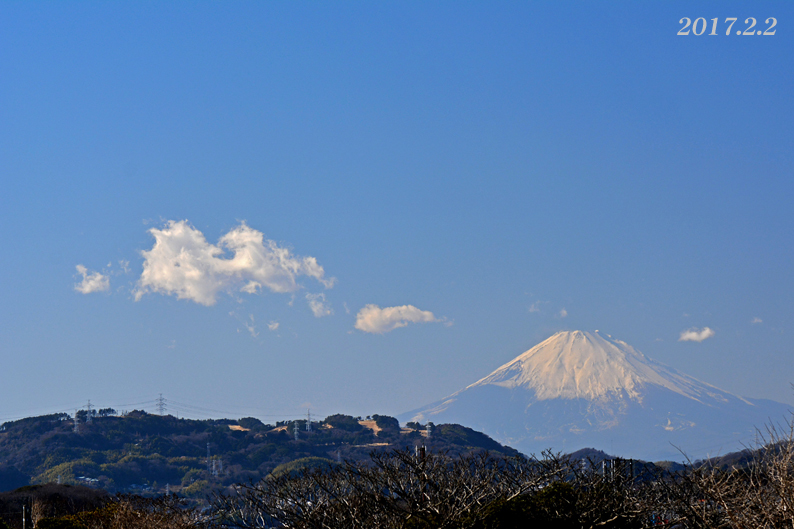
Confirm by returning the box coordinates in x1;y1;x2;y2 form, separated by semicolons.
400;331;791;461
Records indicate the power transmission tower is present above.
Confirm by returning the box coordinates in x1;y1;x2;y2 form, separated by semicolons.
306;409;312;432
156;394;166;415
293;421;299;440
207;443;211;473
73;409;79;433
86;400;93;423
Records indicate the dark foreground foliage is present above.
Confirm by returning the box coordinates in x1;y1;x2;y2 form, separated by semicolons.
213;448;659;529
14;423;794;528
212;428;794;529
34;495;208;529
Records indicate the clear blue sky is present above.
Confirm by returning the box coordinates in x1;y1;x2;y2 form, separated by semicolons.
1;1;792;423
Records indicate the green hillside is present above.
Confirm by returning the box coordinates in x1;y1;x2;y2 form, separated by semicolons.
0;410;519;498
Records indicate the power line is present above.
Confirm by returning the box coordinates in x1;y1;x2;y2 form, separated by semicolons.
1;396;325;425
156;394;166;415
167;399;312;418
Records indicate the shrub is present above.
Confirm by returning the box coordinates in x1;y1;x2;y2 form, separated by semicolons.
323;414;363;432
371;414;399;431
35;518;86;529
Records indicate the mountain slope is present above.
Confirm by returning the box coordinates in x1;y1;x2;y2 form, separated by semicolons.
0;411;518;494
401;331;791;461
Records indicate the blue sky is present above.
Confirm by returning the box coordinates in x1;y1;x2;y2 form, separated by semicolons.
1;2;792;423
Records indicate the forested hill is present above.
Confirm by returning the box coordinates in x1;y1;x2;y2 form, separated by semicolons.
0;410;520;497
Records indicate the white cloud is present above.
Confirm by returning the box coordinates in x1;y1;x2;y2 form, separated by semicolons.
306;293;333;317
240;281;261;294
134;220;334;306
751;317;763;324
355;304;441;334
245;315;259;338
559;308;568;318
74;265;110;294
528;301;541;313
268;321;280;331
679;327;715;343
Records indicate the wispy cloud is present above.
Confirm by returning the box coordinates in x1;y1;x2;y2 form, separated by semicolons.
134;220;334;306
74;265;110;294
306;293;333;317
355;304;442;334
679;327;715;343
244;315;259;338
751;317;763;324
528;301;541;313
117;260;131;275
268;321;280;331
558;308;568;318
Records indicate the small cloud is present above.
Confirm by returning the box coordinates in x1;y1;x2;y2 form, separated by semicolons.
528;301;541;313
245;314;259;338
118;260;131;275
354;304;442;334
344;302;351;314
306;293;333;317
268;321;280;331
167;340;176;349
74;265;110;294
240;281;261;294
679;327;715;343
751;317;763;324
558;308;568;318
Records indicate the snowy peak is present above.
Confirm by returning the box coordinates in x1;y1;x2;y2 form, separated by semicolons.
468;330;737;403
401;330;779;461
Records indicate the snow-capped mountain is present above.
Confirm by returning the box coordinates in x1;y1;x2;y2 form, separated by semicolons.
400;331;791;461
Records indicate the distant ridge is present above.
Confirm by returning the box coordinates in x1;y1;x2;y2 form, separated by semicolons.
0;411;518;495
401;330;791;461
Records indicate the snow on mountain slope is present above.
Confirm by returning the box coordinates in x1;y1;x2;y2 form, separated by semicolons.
400;331;790;461
468;330;750;404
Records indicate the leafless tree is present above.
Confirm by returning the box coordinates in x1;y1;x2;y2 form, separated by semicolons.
213;449;566;529
38;494;210;529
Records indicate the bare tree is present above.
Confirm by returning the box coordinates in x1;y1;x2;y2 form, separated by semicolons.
38;495;209;529
213;449;565;529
